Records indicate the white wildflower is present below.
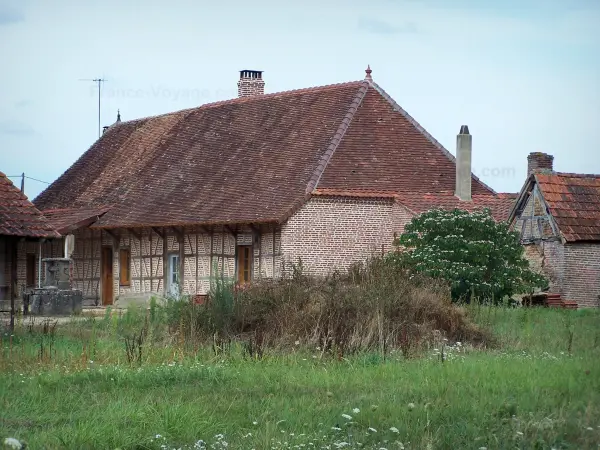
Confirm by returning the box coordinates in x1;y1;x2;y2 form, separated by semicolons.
586;427;594;431
368;427;377;433
331;426;342;431
342;414;352;420
3;438;22;450
352;408;360;414
252;421;258;425
407;403;415;410
389;427;399;433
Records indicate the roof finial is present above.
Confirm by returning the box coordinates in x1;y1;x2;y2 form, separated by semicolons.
365;64;372;80
116;109;121;122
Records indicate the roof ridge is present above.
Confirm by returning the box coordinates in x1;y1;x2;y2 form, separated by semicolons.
367;81;498;196
553;171;600;179
111;80;366;127
305;81;370;194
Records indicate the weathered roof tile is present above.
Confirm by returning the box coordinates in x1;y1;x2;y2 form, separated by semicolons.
0;171;60;238
535;172;600;242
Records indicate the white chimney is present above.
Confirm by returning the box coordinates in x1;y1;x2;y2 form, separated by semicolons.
455;125;472;201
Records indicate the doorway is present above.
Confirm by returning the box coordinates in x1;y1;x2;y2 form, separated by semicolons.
101;246;113;305
237;245;252;285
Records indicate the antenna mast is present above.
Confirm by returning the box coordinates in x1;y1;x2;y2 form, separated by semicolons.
79;77;107;138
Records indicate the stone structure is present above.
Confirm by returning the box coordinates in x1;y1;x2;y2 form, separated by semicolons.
509;153;600;308
25;258;82;315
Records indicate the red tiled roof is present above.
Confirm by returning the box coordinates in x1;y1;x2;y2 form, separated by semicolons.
34;78;501;228
35;81;367;228
0;171;60;238
314;189;516;221
535;172;600;242
41;206;111;234
317;84;496;195
395;192;517;222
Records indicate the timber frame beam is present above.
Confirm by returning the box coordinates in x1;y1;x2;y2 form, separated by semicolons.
104;229;119;242
128;228;142;241
151;227;164;239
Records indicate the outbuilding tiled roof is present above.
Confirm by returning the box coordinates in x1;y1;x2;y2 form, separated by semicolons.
35;77;503;228
0;171;60;238
41;206;111;234
535;172;600;242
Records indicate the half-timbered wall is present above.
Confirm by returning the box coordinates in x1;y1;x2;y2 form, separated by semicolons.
511;185;558;242
70;228;102;305
62;226;282;303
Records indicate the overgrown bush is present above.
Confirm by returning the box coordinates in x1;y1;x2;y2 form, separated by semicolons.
391;208;548;303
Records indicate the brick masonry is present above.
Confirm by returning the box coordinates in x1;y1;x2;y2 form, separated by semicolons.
563;243;600;308
281;196;413;275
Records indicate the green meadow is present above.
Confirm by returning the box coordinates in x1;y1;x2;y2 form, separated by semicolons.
1;305;599;450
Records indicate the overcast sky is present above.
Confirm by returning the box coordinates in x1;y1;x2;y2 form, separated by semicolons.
1;0;598;200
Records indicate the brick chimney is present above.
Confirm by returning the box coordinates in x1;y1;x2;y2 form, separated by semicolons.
237;70;264;97
527;152;554;175
455;125;472;201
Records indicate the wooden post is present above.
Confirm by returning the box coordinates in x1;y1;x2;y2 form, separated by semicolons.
162;227;168;295
9;238;17;332
178;229;185;297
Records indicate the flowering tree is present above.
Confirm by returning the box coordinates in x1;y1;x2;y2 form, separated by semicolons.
390;208;548;303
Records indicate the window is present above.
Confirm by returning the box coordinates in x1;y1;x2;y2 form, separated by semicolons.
168;254;180;296
26;253;36;287
237;245;252;284
119;248;131;286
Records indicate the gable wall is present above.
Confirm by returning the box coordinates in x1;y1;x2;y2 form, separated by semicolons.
511;185;558;242
280;197;412;275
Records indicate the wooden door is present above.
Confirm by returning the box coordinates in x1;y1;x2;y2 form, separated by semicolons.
101;246;113;305
237;245;252;284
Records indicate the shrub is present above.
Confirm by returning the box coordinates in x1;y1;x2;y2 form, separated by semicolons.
161;258;492;357
391;208;548;303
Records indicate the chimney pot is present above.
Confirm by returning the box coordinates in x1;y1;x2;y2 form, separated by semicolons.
527;152;554;175
455;125;472;201
238;69;265;97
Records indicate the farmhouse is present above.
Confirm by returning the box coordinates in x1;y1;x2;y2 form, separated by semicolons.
30;68;514;306
0;172;60;313
509;153;600;308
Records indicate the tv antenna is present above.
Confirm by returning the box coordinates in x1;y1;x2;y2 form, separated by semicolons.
79;77;107;138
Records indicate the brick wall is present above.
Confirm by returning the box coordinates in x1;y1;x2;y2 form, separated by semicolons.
281;196;413;275
563;243;600;308
522;241;565;294
522;240;600;308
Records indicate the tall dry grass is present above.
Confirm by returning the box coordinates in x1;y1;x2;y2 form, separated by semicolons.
168;258;492;358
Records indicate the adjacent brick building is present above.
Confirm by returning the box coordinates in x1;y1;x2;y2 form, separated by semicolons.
0;171;60;312
30;68;514;306
509;153;600;308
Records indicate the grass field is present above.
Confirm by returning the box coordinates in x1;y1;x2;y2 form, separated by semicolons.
1;306;599;449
